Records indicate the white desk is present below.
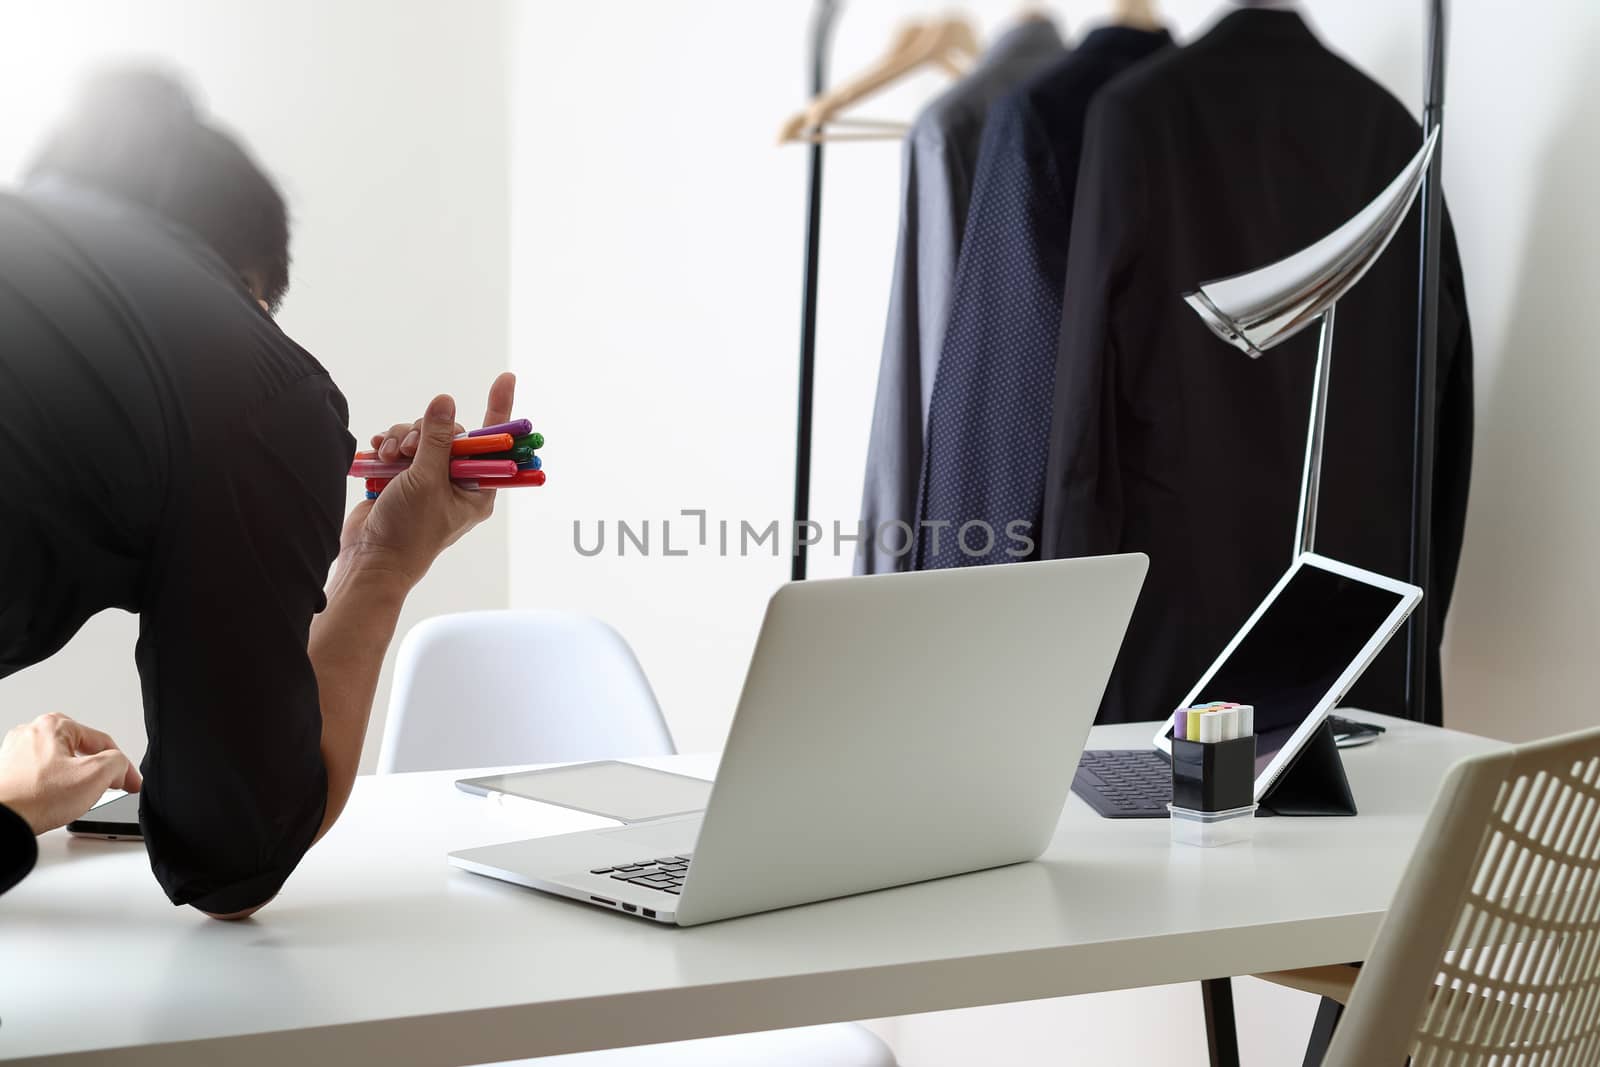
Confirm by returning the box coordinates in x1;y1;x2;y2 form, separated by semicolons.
0;713;1502;1066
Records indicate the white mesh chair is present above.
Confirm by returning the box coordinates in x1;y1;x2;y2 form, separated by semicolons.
1323;725;1600;1066
379;610;896;1067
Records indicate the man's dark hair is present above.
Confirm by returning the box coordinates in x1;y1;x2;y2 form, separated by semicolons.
26;68;291;311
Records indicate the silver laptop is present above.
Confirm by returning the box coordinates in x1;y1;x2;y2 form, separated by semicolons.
449;553;1148;926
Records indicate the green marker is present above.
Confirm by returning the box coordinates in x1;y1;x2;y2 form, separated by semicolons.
476;445;535;464
513;432;544;450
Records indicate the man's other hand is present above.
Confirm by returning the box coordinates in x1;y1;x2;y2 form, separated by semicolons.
0;713;142;834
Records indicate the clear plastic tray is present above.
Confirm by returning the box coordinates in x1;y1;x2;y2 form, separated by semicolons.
1169;803;1258;847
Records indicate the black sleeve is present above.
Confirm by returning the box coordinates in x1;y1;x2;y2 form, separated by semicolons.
1425;204;1474;726
1431;203;1474;629
0;802;37;898
136;373;353;913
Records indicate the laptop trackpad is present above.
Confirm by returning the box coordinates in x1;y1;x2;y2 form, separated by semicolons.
597;813;704;854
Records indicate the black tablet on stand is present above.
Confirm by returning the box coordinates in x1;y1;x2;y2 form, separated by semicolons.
1073;553;1420;818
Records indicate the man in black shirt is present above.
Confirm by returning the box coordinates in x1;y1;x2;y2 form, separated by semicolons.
0;70;509;915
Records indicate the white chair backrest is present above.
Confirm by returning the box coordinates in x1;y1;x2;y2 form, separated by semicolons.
378;610;674;774
1327;725;1600;1066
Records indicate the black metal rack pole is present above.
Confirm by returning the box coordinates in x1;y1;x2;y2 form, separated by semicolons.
1407;0;1448;722
791;0;842;582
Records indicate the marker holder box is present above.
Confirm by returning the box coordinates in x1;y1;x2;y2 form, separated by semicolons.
1170;735;1256;812
1170;735;1257;847
1169;803;1258;847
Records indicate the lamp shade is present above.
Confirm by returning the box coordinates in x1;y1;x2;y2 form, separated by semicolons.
1184;127;1440;356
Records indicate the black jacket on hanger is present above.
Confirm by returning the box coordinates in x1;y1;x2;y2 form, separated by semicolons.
1042;8;1473;726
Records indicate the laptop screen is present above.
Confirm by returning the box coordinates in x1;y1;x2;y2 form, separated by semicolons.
1191;564;1407;774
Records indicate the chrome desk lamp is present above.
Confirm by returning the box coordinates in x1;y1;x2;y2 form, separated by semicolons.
1184;128;1440;560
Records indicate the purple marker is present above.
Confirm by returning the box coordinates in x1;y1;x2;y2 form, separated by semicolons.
469;418;532;439
1174;709;1189;741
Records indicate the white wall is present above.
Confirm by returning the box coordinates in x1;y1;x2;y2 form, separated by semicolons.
0;0;512;772
506;0;1600;1062
505;0;1007;753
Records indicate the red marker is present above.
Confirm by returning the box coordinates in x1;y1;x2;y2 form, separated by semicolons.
468;469;545;489
350;459;407;477
450;459;518;479
349;459;517;479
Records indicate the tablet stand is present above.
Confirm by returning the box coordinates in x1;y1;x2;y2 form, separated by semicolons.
1258;720;1357;816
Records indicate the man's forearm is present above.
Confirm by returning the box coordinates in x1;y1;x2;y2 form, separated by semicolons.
307;551;413;841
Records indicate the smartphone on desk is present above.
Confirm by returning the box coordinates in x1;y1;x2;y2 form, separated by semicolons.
67;793;142;840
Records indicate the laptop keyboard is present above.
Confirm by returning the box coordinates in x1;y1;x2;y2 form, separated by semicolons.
591;855;693;894
1072;749;1173;818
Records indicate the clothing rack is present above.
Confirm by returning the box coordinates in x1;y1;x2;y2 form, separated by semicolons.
790;0;842;582
787;1;1449;727
1407;0;1447;723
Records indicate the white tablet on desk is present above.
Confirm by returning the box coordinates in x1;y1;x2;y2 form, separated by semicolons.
456;761;713;823
1151;553;1421;801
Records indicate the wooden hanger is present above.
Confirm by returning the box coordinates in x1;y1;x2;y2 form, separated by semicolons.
1109;0;1162;30
778;17;981;145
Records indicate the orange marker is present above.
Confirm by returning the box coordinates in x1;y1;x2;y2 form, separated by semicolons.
450;433;514;456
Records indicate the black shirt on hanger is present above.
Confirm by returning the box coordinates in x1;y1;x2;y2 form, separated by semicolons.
1043;8;1473;726
0;185;353;911
915;25;1173;569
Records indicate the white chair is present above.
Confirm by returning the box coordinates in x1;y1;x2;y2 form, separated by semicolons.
379;610;674;773
380;610;897;1067
1320;725;1600;1066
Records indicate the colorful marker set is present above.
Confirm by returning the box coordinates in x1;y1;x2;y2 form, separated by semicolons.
1170;699;1258;847
1174;702;1255;744
349;418;547;499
